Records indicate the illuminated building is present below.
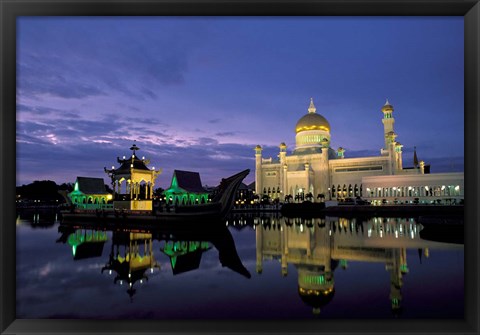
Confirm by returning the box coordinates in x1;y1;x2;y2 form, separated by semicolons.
163;170;209;205
104;143;161;210
255;99;464;204
68;177;112;209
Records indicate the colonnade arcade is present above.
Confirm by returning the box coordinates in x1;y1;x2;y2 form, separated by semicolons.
364;184;462;199
70;194;110;205
112;177;155;201
330;184;362;200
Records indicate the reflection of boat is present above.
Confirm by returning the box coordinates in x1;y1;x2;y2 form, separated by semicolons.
61;169;249;224
57;219;250;299
418;216;464;244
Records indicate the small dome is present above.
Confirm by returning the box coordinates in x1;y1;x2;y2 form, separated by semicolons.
382;99;394;112
279;142;286;147
255;145;262;150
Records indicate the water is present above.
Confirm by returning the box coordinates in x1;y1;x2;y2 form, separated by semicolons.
16;211;464;319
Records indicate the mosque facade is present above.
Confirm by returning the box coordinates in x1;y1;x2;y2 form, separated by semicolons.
255;99;464;204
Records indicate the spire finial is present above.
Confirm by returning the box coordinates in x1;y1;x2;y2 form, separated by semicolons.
385;98;390;105
308;98;316;114
413;146;419;168
130;141;140;156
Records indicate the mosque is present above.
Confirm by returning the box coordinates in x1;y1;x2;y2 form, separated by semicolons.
254;99;464;204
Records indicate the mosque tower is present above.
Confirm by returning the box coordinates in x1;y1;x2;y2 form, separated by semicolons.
381;99;395;155
254;145;263;196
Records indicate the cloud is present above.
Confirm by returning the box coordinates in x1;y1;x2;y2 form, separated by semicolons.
208;118;221;124
17;55;106;99
17;18;206;102
215;131;237;137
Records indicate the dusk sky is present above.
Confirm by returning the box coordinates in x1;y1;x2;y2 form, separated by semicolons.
16;16;464;188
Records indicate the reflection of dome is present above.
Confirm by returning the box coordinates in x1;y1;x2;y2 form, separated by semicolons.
298;287;335;310
296;113;331;134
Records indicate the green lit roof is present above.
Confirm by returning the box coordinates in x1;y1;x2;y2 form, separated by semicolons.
167;170;205;193
71;177;109;195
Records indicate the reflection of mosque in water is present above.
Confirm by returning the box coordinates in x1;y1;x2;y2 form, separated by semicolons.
254;216;430;315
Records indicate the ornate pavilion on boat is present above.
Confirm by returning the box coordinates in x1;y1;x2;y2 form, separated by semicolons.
104;143;162;211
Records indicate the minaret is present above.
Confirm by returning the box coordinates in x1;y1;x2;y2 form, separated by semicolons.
255;145;263;196
385;131;397;175
395;142;403;171
381;99;395;153
279;143;287;195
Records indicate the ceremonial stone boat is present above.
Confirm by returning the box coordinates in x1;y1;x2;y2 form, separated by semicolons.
61;169;250;225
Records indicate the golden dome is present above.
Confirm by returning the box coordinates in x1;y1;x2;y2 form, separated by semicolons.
382;99;394;112
296;98;330;133
296;113;331;133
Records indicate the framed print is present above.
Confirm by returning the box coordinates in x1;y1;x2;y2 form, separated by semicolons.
1;0;479;334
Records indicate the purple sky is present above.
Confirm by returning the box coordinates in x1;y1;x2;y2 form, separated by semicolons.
16;17;464;188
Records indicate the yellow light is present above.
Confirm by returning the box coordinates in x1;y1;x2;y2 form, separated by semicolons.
296;125;330;133
107;194;113;200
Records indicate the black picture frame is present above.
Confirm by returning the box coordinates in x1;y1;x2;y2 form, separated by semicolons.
1;1;479;334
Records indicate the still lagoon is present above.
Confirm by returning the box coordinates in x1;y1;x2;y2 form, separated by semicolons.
16;211;464;319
